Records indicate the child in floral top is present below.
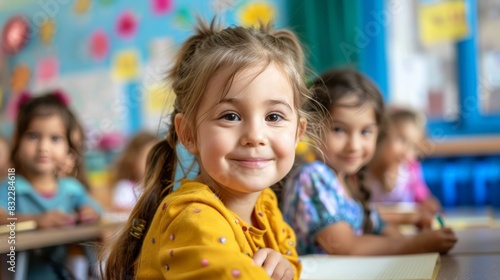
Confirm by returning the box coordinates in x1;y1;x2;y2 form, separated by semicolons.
282;69;457;256
283;161;385;254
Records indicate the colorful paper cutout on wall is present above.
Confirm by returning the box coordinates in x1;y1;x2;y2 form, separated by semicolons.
10;64;30;93
1;16;30;54
89;29;110;60
152;0;173;15
116;10;138;39
112;50;140;81
75;0;91;14
239;2;275;27
36;56;59;83
145;83;174;113
419;1;469;45
39;19;55;45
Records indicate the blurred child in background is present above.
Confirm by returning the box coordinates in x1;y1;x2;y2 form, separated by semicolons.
0;134;11;180
366;106;441;227
0;91;102;279
282;69;456;256
110;131;157;212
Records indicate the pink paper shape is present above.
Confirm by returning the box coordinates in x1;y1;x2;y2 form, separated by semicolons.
89;29;110;60
116;10;138;39
152;0;173;15
36;56;59;83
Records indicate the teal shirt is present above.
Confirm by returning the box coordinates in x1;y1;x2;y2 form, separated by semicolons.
0;175;103;280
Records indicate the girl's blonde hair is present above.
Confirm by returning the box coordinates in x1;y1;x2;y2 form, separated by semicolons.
102;18;319;279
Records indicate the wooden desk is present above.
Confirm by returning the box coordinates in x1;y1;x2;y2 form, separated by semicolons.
451;228;500;255
0;220;123;253
438;254;500;280
427;136;500;157
1;220;123;280
432;227;500;279
299;226;500;279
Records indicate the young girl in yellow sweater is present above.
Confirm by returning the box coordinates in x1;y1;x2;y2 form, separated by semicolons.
102;19;320;280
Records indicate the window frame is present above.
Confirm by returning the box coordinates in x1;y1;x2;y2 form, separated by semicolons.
360;0;500;138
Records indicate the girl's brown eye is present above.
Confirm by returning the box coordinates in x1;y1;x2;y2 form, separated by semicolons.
266;113;283;122
222;113;240;121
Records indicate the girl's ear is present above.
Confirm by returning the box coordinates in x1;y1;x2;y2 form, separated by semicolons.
174;113;198;155
295;117;307;147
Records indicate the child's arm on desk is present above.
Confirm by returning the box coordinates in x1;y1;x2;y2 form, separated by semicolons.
0;208;75;228
77;205;100;224
63;177;102;224
380;223;404;237
315;222;457;255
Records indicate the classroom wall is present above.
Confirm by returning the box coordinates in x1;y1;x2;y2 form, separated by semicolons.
0;0;288;174
0;0;288;142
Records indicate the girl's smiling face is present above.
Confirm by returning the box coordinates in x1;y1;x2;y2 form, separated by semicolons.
179;63;306;197
321;96;379;177
382;119;424;166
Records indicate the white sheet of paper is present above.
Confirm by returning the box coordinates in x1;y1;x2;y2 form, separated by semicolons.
300;253;439;280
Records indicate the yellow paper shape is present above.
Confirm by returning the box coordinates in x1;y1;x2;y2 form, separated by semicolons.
113;50;140;81
10;64;30;93
145;83;175;114
419;1;469;45
75;0;91;14
39;19;55;45
239;2;275;27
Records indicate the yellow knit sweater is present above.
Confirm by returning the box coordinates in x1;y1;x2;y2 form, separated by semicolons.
135;180;301;279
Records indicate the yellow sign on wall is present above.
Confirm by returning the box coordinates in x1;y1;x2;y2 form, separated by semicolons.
112;50;140;81
145;83;175;114
419;1;469;45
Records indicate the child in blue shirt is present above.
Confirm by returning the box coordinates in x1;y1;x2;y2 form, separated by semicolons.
0;91;102;279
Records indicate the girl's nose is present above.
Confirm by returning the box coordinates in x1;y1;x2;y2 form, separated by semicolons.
240;119;267;147
346;134;360;152
37;138;50;152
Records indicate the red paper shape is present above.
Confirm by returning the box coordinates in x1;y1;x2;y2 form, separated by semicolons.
2;16;30;54
89;29;110;60
152;0;173;15
116;10;138;39
36;56;59;83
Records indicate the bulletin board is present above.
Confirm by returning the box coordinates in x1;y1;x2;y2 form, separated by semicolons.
0;0;288;141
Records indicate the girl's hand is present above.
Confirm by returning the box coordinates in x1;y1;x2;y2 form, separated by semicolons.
252;248;294;280
415;210;434;230
37;211;75;228
78;205;100;224
415;228;457;254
